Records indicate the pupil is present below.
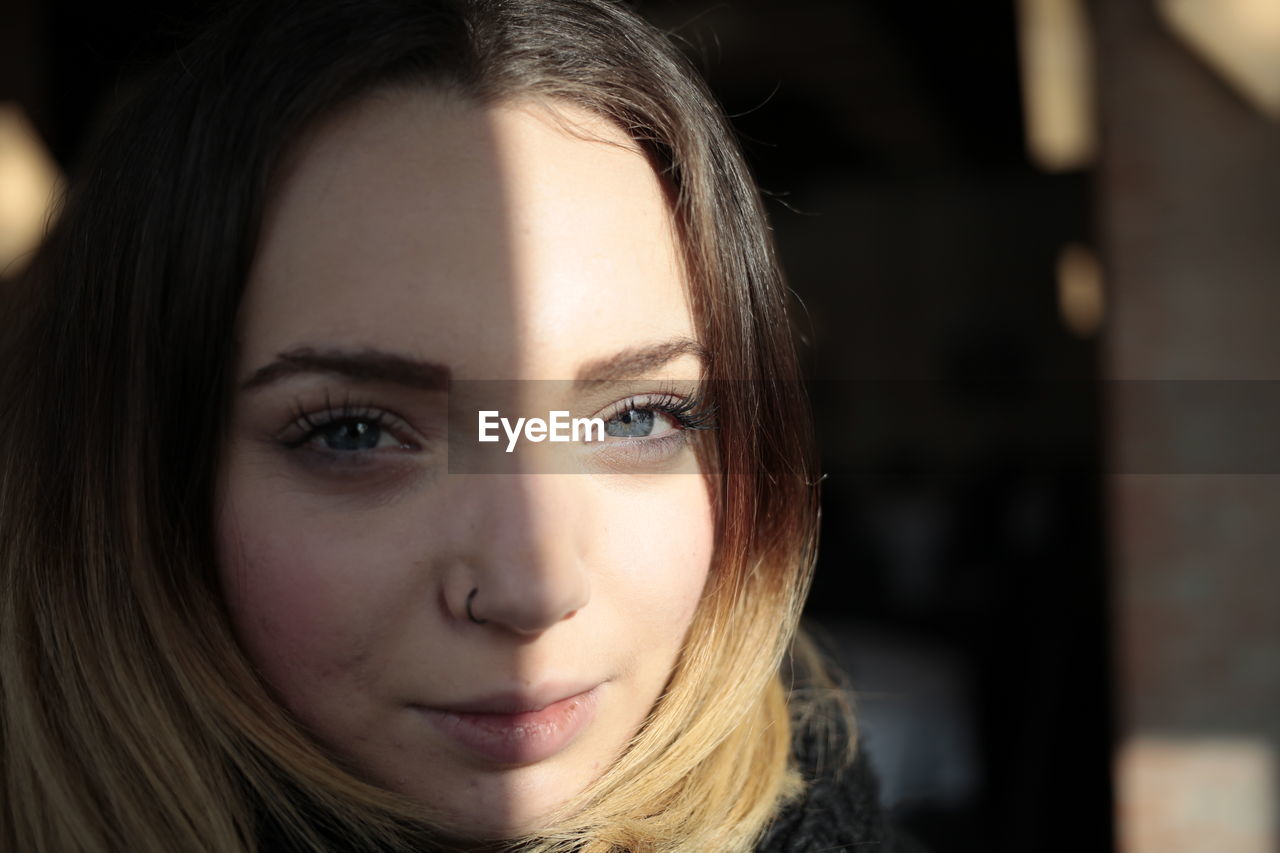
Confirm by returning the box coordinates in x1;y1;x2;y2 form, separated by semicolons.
607;409;654;438
324;420;380;451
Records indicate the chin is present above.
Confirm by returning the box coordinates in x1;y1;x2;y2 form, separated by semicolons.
435;803;566;844
393;761;598;844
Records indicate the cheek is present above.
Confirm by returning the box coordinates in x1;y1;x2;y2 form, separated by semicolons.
213;484;421;699
589;476;715;632
217;513;352;687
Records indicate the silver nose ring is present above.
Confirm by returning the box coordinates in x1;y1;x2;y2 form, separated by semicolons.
466;587;487;624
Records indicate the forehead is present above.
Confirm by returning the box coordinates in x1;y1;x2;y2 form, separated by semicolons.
238;88;695;380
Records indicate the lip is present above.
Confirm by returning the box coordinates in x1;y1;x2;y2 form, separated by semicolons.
414;683;602;766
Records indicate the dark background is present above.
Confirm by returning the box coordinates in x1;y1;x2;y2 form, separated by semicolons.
641;5;1110;850
1;1;1113;850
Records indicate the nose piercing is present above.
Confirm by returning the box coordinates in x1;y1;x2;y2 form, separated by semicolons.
466;587;487;624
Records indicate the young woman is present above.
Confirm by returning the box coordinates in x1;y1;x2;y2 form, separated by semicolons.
0;1;915;850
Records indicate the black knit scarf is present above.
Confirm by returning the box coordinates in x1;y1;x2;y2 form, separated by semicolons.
754;718;927;853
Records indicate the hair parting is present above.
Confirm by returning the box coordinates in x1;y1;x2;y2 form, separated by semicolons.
0;2;855;850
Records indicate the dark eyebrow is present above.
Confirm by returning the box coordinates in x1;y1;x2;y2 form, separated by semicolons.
573;338;708;388
240;346;451;392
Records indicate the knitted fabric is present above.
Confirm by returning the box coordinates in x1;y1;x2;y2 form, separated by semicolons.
754;710;929;853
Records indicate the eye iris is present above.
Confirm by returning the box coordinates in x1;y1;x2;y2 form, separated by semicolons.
607;409;655;438
322;420;381;451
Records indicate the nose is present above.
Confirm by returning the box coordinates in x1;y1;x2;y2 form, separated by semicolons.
440;474;590;636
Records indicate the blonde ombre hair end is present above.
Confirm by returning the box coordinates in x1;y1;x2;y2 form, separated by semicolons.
0;1;855;850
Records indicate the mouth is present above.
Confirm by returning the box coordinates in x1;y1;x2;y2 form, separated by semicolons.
413;683;603;766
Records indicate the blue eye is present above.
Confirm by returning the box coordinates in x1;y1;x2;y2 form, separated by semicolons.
601;392;715;440
587;391;716;470
605;408;662;438
314;419;386;451
280;396;416;458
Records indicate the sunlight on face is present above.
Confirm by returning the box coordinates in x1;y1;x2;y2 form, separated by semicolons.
215;89;714;839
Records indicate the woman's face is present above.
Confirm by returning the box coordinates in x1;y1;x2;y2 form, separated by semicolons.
216;89;714;838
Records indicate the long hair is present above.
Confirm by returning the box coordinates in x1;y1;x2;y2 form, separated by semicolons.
0;1;851;850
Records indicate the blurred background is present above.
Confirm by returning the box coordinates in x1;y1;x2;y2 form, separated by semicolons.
2;1;1277;850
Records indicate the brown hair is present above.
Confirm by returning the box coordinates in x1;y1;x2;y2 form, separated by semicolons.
0;1;852;850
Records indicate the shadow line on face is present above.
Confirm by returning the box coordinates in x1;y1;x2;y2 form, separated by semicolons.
216;89;715;840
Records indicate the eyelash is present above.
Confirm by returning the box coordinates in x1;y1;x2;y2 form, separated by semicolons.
276;388;717;471
601;391;716;434
585;390;716;468
279;392;416;454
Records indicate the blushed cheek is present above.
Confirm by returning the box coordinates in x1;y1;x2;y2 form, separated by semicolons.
215;509;374;699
